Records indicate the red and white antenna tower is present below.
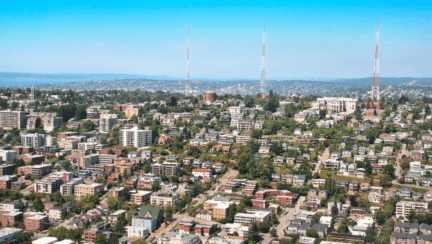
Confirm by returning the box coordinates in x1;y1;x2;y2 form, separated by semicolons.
260;23;266;97
370;20;380;113
185;24;191;97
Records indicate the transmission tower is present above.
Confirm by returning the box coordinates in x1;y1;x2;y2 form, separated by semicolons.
185;24;191;97
370;20;380;113
260;23;266;98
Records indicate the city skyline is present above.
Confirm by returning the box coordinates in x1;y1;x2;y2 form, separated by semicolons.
0;1;431;80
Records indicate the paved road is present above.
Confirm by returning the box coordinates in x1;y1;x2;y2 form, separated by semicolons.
307;148;329;185
146;168;238;242
260;196;305;244
276;196;305;236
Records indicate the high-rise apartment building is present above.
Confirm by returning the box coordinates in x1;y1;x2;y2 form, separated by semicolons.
0;110;26;129
119;126;152;148
21;133;46;149
99;114;118;133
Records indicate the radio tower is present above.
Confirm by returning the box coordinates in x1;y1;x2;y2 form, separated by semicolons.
370;20;380;114
260;23;266;98
185;24;191;97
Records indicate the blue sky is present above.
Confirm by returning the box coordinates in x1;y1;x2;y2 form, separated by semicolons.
0;0;431;79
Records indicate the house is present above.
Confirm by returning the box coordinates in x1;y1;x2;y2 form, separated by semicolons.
293;175;306;186
258;146;270;154
398;187;412;199
368;192;382;203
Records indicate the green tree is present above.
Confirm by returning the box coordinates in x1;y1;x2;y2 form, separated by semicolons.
270;228;277;237
238;154;248;175
33;197;44;212
306;228;319;238
375;210;386;225
366;226;377;242
113;215;127;233
338;223;349;233
94;234;107;244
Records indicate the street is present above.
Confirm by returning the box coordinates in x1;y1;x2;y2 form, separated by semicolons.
146;168;238;242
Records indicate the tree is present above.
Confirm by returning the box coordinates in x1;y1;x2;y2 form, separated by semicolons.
270;213;279;226
338;222;349;233
113;215;127;233
306;228;319;238
75;104;87;120
152;182;160;191
108;235;119;244
365;226;376;242
258;221;270;233
167;96;178;107
33;197;44;212
331;205;339;216
407;209;416;222
375;210;386;225
131;115;139;124
349;196;358;207
380;174;392;187
107;196;116;210
266;95;279;113
238;154;248;175
94;234;107;244
270;228;277;237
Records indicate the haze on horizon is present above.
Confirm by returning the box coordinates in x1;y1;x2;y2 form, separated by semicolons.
0;0;431;80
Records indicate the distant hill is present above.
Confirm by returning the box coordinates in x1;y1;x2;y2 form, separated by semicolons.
2;72;432;99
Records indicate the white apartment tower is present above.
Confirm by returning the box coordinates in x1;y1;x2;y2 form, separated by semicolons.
21;133;46;149
119;126;152;148
99;114;118;133
30;86;35;102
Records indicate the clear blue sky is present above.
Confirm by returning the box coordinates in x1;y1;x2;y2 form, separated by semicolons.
0;0;431;79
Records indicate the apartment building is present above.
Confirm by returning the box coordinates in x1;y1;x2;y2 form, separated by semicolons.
24;214;49;231
213;203;231;219
312;97;358;113
43;116;63;132
34;180;61;194
119;126;152;148
0;110;26;129
131;191;152;205
0;210;22;227
0;164;15;176
396;201;429;218
0;150;18;163
237;119;254;130
17;165;51;176
151;162;180;176
99;114;118;133
60;178;84;196
57;140;79;150
150;191;180;206
74;183;104;199
0;175;18;189
76;154;99;168
48;207;66;220
157;232;202;244
136;174;162;189
78;142;98;151
234;211;271;224
21;133;46;149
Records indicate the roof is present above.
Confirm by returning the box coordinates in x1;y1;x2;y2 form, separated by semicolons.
139;206;162;219
193;168;212;172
